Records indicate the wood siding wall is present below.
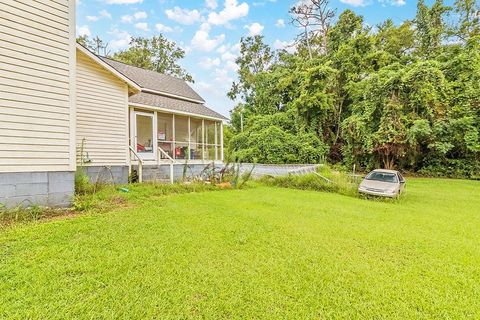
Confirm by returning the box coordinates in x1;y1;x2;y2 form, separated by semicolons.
0;0;75;173
76;51;129;166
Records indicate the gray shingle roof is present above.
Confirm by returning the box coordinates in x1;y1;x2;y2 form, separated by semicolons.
100;57;205;103
130;92;227;120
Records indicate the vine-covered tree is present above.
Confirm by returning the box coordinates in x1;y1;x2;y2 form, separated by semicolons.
227;0;480;178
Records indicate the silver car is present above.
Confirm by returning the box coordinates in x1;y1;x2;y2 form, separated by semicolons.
358;169;406;198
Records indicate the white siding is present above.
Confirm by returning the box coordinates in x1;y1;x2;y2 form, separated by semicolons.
76;51;129;166
0;0;75;173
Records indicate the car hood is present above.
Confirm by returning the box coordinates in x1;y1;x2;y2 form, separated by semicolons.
360;180;399;191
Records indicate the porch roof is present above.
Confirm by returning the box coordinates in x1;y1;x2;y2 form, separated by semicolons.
130;92;228;121
100;57;205;103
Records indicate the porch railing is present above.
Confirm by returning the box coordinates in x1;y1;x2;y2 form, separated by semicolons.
129;146;143;183
158;146;176;184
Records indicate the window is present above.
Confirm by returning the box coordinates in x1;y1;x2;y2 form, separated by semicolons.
366;172;399;183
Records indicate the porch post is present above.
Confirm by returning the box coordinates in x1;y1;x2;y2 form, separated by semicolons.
188;116;191;160
202;119;205;162
214;122;218;161
220;123;224;162
154;111;158;164
172;114;176;160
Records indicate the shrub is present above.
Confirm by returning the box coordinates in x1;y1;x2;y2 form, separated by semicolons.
75;168;94;195
418;158;480;179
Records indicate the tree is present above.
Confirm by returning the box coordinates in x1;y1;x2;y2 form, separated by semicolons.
227;2;480;178
113;35;193;82
289;0;335;58
453;0;480;40
414;0;450;57
76;35;110;56
228;36;273;102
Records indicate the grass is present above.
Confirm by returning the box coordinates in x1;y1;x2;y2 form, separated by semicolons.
0;178;479;319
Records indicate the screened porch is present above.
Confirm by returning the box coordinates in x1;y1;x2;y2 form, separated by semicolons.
131;108;224;163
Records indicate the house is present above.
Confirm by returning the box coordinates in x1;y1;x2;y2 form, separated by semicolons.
0;1;226;208
76;45;226;184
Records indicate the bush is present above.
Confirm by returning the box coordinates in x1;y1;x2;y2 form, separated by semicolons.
75;168;94;195
230;124;328;164
418;158;480;179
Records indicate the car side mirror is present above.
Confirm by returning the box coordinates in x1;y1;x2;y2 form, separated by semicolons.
400;181;405;184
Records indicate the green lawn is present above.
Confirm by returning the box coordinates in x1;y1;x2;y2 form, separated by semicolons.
1;179;479;319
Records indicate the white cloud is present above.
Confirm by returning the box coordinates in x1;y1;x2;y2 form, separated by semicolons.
77;25;91;37
135;22;149;32
275;19;285;28
244;22;264;36
215;43;239;71
208;0;249;26
104;0;143;4
121;11;147;23
121;15;133;23
391;0;406;6
99;9;112;19
213;68;234;87
199;57;221;69
273;39;296;54
109;29;131;50
252;0;277;6
134;11;147;19
205;0;218;9
339;0;367;7
155;23;174;33
191;23;225;52
86;9;111;22
165;7;202;25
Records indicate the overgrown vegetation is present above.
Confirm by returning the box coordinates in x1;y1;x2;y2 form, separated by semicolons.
228;0;479;178
260;165;359;197
0;205;58;227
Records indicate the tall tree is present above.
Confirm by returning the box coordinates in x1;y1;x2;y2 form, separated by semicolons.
414;0;450;57
113;35;193;82
228;36;273;102
453;0;480;40
289;0;335;57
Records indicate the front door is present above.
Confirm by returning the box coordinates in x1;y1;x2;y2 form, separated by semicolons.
134;111;156;160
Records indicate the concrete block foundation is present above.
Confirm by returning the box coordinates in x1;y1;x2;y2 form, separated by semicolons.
83;166;129;184
138;163;216;182
0;171;75;208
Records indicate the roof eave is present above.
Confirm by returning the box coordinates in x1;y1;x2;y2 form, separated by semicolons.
141;88;205;104
129;102;228;122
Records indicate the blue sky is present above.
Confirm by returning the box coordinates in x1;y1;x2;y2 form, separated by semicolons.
76;0;442;117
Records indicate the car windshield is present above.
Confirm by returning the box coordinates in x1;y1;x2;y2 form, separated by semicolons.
366;172;398;183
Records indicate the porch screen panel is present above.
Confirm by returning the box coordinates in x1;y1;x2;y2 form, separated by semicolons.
174;116;189;160
157;113;173;158
216;122;222;161
136;115;153;154
204;121;218;161
190;118;203;160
